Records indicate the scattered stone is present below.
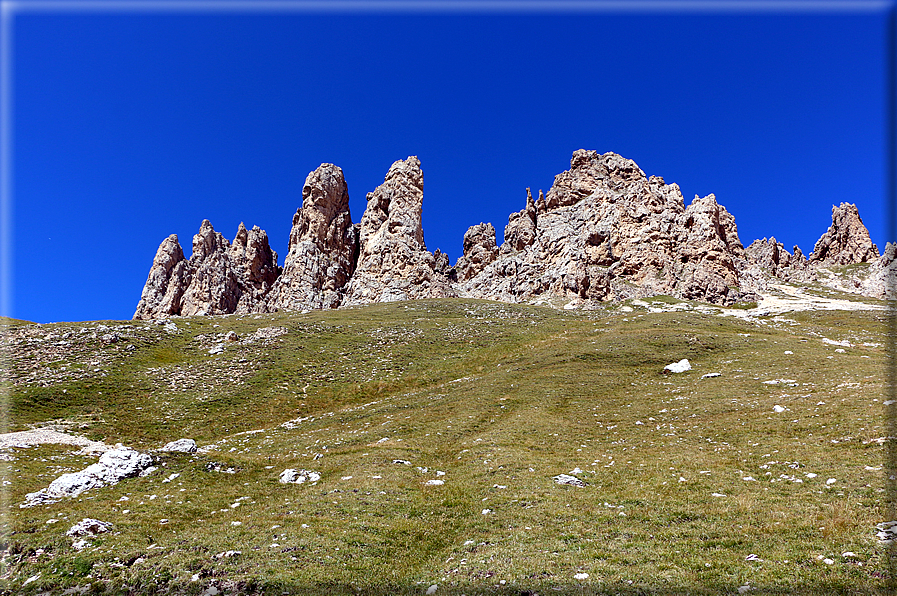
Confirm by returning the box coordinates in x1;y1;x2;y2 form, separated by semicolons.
161;438;197;453
664;359;691;374
71;539;91;551
66;518;113;538
214;550;241;559
701;372;721;379
279;469;320;484
553;473;586;487
424;479;444;486
574;572;589;580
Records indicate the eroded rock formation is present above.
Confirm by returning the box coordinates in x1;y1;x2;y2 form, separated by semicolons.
134;150;891;319
342;156;455;305
809;203;880;265
457;150;750;306
264;163;358;311
133;221;279;320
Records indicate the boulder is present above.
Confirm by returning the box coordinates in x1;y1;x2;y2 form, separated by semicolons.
161;438;197;453
67;518;113;538
22;446;153;507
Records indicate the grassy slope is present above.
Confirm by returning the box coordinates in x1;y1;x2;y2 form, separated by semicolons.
1;298;892;595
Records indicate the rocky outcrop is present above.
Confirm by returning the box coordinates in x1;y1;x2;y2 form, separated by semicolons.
864;242;897;299
135;150;891;319
501;190;537;254
133;235;190;320
133;221;279;320
453;223;499;282
742;237;814;289
809;203;880;265
458;150;751;307
264;164;358;311
22;446;154;507
673;193;746;305
342;157;455;304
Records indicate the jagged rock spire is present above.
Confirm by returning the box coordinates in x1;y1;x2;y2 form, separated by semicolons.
342;156;455;305
809;202;879;265
264;163;358;311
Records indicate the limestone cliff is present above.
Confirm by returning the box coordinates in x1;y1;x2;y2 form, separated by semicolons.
134;151;890;319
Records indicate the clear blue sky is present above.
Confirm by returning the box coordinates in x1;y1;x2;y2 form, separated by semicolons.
6;1;893;323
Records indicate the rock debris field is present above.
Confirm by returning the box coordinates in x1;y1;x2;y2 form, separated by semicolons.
0;288;892;595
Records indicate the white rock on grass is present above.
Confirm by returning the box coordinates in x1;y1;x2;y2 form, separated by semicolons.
701;372;721;379
574;572;589;580
425;479;444;486
161;439;197;453
426;585;438;595
773;405;786;413
279;469;320;484
67;518;112;537
664;359;691;373
71;539;90;551
553;473;586;487
22;446;153;507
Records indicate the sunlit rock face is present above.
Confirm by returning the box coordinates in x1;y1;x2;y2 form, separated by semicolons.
133;220;278;319
134;151;889;320
457;150;751;307
341;156;455;305
264;163;358;312
809;202;880;266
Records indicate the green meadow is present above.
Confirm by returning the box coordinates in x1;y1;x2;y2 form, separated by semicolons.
1;297;892;595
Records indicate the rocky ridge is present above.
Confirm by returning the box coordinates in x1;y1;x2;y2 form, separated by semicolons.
134;151;892;319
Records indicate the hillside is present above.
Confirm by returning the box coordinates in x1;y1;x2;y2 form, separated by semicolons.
1;288;892;594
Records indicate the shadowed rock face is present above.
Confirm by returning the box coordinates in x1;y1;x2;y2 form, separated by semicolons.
134;150;889;319
342;156;455;305
264;163;358;311
809;203;880;265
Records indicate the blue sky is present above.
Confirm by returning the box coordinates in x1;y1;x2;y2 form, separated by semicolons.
5;1;893;323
